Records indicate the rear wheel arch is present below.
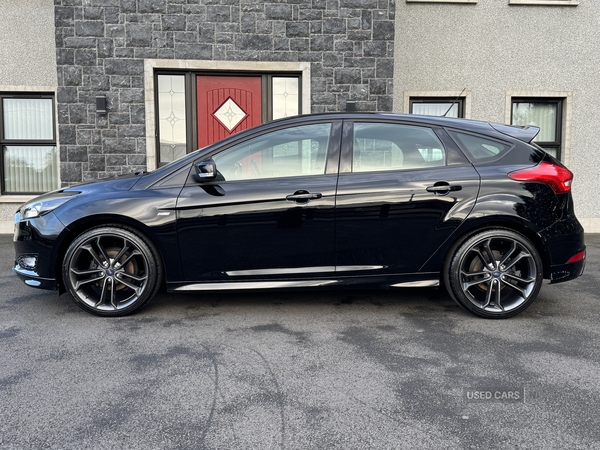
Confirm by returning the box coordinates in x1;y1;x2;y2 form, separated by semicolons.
440;220;551;282
443;227;544;318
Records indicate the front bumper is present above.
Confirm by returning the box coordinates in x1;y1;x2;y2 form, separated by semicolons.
14;210;66;290
12;265;57;290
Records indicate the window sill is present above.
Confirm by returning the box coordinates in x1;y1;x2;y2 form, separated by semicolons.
509;0;578;5
407;0;477;3
0;195;36;203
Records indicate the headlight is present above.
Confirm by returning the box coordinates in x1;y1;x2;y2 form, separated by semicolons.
20;192;79;219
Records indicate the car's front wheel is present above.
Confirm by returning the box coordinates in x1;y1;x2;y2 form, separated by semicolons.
62;226;162;316
444;229;544;319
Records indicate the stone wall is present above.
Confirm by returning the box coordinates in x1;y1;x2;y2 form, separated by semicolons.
54;0;395;185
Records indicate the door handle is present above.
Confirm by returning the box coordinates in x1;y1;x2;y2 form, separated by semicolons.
426;183;462;195
286;190;323;202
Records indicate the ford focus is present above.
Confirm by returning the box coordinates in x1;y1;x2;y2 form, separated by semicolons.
13;113;586;318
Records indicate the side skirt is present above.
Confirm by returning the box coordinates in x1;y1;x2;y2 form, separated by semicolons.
166;273;440;292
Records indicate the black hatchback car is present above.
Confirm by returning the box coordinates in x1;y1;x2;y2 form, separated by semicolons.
13;113;585;318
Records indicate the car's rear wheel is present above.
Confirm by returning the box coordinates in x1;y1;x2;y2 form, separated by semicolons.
444;229;543;319
62;226;161;316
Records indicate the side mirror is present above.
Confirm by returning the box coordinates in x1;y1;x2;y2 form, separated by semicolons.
194;159;217;181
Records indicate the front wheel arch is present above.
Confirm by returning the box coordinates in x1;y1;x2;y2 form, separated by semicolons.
54;217;166;293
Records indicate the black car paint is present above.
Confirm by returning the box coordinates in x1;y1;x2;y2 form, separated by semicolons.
13;113;585;297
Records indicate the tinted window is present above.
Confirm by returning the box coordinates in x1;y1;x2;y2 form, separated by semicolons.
352;123;445;173
212;123;331;181
451;132;512;161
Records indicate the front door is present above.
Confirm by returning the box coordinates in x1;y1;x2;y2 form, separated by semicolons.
176;120;342;282
196;75;262;148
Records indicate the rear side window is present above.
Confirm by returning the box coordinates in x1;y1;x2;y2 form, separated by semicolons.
450;132;512;162
352;123;446;173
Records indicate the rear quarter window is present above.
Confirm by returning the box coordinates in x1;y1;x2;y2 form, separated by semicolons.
449;131;512;163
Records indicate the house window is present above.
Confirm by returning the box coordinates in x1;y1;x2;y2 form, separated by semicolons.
0;93;58;194
157;74;188;164
409;97;465;118
508;0;578;5
407;0;477;3
511;98;562;160
271;77;300;120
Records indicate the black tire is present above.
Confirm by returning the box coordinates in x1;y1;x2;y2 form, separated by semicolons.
62;226;162;317
444;229;543;319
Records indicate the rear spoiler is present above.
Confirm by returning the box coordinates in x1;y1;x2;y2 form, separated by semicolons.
490;123;540;144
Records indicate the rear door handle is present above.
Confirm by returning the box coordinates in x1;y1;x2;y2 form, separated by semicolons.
426;183;462;194
286;190;323;202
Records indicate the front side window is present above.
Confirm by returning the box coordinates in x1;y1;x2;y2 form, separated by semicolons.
511;98;562;160
352;123;446;173
212;123;331;181
1;94;58;194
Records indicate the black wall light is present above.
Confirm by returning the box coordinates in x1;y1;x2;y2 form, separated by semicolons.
96;95;107;115
346;100;356;112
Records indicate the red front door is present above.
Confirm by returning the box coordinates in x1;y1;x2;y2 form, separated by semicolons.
196;75;262;148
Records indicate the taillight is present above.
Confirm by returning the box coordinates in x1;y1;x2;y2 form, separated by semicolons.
508;162;573;194
566;250;586;264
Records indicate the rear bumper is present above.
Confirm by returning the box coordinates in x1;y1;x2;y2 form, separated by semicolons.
549;256;585;284
540;214;586;283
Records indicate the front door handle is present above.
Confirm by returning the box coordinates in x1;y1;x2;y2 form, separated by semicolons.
286;190;323;202
426;183;462;195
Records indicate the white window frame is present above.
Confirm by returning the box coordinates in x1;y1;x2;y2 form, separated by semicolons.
505;91;572;167
144;60;311;172
407;0;477;3
509;0;578;5
403;91;472;119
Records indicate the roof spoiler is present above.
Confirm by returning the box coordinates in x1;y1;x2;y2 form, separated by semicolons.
490;123;540;144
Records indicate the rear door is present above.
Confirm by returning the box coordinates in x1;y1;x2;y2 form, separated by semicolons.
334;120;480;275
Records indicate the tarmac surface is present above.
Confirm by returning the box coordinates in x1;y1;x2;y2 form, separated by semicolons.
1;233;599;449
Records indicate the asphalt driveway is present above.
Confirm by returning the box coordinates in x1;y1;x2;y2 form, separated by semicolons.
1;233;599;449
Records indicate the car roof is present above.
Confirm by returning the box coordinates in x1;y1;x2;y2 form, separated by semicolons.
270;112;540;143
